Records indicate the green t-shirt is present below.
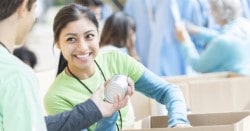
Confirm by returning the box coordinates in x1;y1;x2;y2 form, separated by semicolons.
0;46;47;131
45;50;144;130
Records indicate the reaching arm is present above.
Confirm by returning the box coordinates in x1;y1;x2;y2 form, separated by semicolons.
185;22;219;43
45;99;102;131
135;68;190;127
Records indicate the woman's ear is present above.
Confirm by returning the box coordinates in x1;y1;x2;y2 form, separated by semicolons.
55;42;61;49
17;0;28;18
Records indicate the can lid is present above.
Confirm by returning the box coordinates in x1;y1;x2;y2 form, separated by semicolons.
104;75;128;103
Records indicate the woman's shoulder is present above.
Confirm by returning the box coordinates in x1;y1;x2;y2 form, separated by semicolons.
46;72;71;95
99;45;127;55
97;48;128;60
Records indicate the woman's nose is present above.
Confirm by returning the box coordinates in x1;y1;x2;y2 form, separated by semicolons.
77;40;88;50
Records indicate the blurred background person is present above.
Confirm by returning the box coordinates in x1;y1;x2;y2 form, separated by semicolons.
100;12;140;61
36;0;53;22
175;0;250;76
14;46;38;69
124;0;213;76
75;0;113;31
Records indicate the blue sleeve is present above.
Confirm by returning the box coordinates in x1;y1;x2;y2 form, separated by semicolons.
196;27;219;43
181;36;229;73
135;68;190;127
95;112;118;131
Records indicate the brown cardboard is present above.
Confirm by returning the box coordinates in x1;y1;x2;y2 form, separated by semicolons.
131;92;151;120
164;72;240;83
163;73;250;114
187;77;250;113
131;73;250;121
124;112;250;131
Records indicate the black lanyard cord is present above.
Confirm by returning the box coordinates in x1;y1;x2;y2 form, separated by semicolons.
94;60;107;81
67;60;123;130
67;65;93;94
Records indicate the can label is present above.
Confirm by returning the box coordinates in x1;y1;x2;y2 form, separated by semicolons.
104;75;128;103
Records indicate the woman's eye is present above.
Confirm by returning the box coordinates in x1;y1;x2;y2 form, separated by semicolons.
66;37;76;42
86;34;95;39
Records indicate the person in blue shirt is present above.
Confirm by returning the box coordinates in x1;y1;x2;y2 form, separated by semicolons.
74;0;112;30
123;0;153;66
175;0;250;76
124;0;212;76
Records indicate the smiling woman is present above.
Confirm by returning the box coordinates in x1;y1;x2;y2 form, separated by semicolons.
45;3;190;131
57;17;99;74
0;1;132;131
53;3;99;76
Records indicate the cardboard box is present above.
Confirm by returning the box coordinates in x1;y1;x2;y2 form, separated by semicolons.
124;112;250;131
131;92;151;120
131;73;250;120
164;72;240;83
187;77;250;113
161;73;250;114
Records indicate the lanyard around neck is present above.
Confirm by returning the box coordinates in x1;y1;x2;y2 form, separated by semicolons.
67;60;123;130
67;60;106;94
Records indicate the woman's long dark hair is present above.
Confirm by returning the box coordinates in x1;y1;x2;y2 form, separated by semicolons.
57;53;67;75
53;3;99;75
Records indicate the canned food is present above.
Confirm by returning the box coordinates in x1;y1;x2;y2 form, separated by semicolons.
104;75;128;103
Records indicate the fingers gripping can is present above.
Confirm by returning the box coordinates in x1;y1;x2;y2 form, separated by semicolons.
104;75;128;103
